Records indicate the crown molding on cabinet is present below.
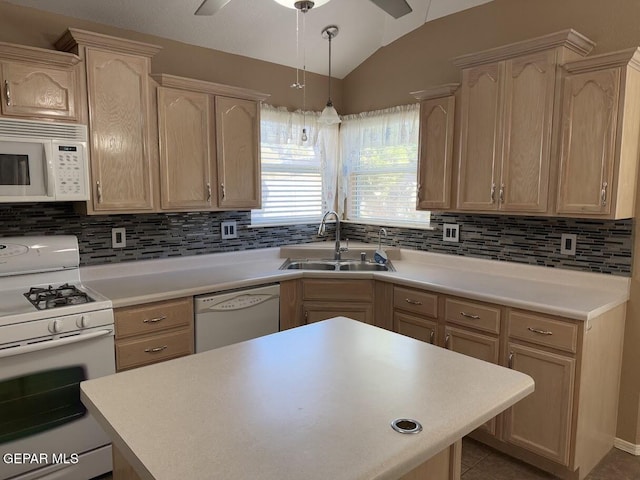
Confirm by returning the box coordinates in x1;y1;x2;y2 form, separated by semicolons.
0;41;80;67
151;74;270;102
452;29;595;68
410;83;460;101
55;28;162;58
563;47;640;73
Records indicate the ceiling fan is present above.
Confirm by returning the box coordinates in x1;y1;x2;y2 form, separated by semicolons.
194;0;413;19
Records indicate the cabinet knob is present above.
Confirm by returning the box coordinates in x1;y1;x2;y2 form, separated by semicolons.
304;310;308;324
4;80;10;106
429;329;435;345
445;334;451;349
508;351;514;368
601;182;608;207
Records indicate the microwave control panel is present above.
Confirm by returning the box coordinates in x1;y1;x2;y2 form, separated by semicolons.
52;142;88;200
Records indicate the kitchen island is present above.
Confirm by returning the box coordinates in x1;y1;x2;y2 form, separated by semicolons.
81;317;534;480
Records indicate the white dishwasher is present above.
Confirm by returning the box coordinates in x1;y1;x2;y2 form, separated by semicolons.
194;284;280;352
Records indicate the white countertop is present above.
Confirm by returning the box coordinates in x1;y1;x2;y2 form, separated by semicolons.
80;243;630;320
81;317;534;480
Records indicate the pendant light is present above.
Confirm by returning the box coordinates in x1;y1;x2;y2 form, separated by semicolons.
319;25;341;125
291;1;312;142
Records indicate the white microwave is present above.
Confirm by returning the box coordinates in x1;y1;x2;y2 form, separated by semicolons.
0;118;89;202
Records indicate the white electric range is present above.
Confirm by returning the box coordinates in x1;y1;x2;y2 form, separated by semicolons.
0;235;115;480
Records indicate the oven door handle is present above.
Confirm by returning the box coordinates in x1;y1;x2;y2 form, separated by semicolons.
0;329;113;359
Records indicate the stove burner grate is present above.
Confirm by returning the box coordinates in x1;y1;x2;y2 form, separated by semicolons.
24;283;94;310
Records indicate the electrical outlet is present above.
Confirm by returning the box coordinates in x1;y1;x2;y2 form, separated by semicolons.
443;223;460;243
561;233;577;256
221;221;238;240
112;227;126;248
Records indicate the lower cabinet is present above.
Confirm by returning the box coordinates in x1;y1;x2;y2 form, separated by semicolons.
114;296;194;371
399;440;461;480
503;342;575;465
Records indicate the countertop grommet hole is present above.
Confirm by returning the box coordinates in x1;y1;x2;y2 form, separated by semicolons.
391;418;422;434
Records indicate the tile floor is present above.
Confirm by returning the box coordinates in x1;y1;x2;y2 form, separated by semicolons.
460;438;640;480
94;438;640;480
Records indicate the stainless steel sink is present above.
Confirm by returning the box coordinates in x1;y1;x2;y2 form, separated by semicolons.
279;258;394;272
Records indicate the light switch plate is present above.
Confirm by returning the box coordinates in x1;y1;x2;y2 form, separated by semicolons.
561;233;577;256
443;223;460;243
221;221;238;240
112;227;126;248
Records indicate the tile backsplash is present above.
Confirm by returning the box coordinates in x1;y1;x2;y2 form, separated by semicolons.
0;204;633;275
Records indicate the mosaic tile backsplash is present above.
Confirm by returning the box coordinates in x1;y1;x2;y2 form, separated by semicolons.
0;203;633;275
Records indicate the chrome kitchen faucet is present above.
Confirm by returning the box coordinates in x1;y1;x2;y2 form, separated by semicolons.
318;210;348;260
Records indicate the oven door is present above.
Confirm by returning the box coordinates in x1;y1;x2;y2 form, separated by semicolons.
0;327;115;480
0;138;54;201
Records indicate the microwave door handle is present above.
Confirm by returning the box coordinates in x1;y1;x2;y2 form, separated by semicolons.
44;142;56;197
0;329;113;359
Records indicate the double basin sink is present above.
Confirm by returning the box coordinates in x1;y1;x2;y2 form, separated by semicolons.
280;258;395;272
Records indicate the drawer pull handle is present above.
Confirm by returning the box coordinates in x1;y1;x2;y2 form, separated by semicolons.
144;345;168;353
528;327;553;336
405;298;423;305
508;351;514;368
490;183;496;204
143;315;167;324
601;182;608;207
429;330;435;345
460;312;480;320
445;334;451;349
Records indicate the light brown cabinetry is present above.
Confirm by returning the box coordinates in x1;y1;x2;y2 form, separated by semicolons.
157;87;215;210
0;42;81;121
388;280;625;480
453;32;593;213
302;278;374;325
114;297;194;371
216;96;261;209
556;49;640;218
412;85;458;210
153;74;268;212
57;29;162;214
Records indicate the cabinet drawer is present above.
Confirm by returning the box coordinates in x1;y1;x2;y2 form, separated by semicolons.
302;279;373;301
115;297;193;339
508;310;578;353
116;328;193;371
393;286;438;318
444;297;500;334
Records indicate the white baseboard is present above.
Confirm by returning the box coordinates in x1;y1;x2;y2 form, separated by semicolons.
614;437;640;455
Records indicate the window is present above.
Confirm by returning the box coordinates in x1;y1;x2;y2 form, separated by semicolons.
252;105;338;226
340;104;430;227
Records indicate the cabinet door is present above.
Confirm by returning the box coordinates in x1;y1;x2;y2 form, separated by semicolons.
457;63;503;211
445;325;499;435
1;61;77;120
500;51;555;213
394;311;438;345
85;48;155;211
215;96;261;209
504;342;575;465
158;87;214;210
416;95;455;210
303;302;373;325
556;68;620;215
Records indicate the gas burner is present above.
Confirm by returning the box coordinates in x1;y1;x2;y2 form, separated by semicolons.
24;283;94;311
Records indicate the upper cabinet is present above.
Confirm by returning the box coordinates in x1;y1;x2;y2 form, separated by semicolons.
0;42;81;121
152;74;268;212
452;30;595;214
56;29;162;214
412;84;458;210
216;96;261;209
556;49;640;219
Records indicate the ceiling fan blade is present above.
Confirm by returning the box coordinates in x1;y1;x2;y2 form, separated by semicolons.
369;0;413;18
194;0;233;15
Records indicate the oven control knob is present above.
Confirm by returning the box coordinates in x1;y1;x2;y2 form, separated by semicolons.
76;315;89;328
49;319;63;334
